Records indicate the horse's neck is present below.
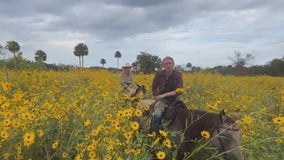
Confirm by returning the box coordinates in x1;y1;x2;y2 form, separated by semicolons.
188;110;221;132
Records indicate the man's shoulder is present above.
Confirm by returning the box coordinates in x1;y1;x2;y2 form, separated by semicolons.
173;70;182;75
156;70;165;75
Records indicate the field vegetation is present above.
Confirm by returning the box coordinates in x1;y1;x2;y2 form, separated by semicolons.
0;69;283;159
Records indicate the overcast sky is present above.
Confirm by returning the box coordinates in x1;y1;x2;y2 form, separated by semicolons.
0;0;283;68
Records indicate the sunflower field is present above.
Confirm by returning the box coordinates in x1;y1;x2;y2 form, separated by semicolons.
0;69;283;160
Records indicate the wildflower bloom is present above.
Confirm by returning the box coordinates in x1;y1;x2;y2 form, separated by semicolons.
62;152;68;158
134;109;143;117
272;116;284;125
23;132;35;147
175;88;184;94
37;129;44;137
1;130;9;140
201;130;210;139
2;81;11;92
52;140;60;149
159;130;168;137
275;138;282;144
123;131;133;139
156;150;166;159
163;138;172;149
84;119;92;127
241;116;254;124
147;132;156;137
130;121;140;131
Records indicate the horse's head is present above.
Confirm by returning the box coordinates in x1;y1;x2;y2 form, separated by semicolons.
128;84;147;99
212;110;244;160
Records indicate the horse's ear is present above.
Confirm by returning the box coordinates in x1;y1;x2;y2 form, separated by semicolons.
231;111;240;121
219;110;226;124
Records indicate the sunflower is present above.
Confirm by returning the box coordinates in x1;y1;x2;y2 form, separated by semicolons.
2;81;11;92
272;116;284;125
175;88;184;94
156;150;166;160
23;132;35;147
130;121;140;131
37;129;44;137
52;140;60;149
163;138;172;149
201;130;210;139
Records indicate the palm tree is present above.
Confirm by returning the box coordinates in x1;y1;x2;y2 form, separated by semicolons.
73;43;88;67
114;51;121;69
6;41;20;59
35;50;47;62
100;58;106;67
6;41;20;67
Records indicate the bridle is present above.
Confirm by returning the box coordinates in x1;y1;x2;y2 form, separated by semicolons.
215;122;240;159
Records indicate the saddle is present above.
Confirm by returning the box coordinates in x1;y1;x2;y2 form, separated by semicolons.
162;100;187;127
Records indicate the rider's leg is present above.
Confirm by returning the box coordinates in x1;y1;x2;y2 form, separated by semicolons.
150;100;167;134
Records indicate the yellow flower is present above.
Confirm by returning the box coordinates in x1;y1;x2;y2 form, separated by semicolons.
52;140;60;149
201;130;210;139
23;132;35;147
241;116;254;124
134;109;143;117
62;152;68;158
275;138;282;144
152;137;161;146
147;132;156;137
1;130;9;140
88;151;96;158
175;88;184;94
159;130;168;137
163;138;172;149
105;113;112;120
84;119;92;127
87;144;96;151
156;150;166;160
107;145;114;152
2;81;11;92
123;131;133;139
273;116;284;125
130;121;140;131
37;129;44;137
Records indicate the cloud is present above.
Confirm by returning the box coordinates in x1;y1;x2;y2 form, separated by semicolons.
0;0;283;68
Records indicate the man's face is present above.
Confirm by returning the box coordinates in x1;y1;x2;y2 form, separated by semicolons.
163;58;174;72
124;67;131;73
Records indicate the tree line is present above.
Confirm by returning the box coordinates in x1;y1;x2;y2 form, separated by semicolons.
1;41;283;76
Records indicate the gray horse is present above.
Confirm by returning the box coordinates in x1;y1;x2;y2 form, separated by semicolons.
129;85;244;160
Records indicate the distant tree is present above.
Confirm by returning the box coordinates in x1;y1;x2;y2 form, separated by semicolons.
6;41;20;59
268;58;284;76
100;58;106;67
35;50;47;62
229;51;254;67
73;43;88;67
186;62;192;71
133;51;162;74
6;41;21;68
0;44;3;58
114;51;121;69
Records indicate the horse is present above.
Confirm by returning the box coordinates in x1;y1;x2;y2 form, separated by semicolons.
128;85;244;160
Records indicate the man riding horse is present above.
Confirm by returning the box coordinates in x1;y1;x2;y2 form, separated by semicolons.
151;56;184;134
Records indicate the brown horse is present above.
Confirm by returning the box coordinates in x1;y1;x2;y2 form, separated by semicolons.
129;85;244;160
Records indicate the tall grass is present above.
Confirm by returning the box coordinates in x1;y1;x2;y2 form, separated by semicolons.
0;69;283;159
